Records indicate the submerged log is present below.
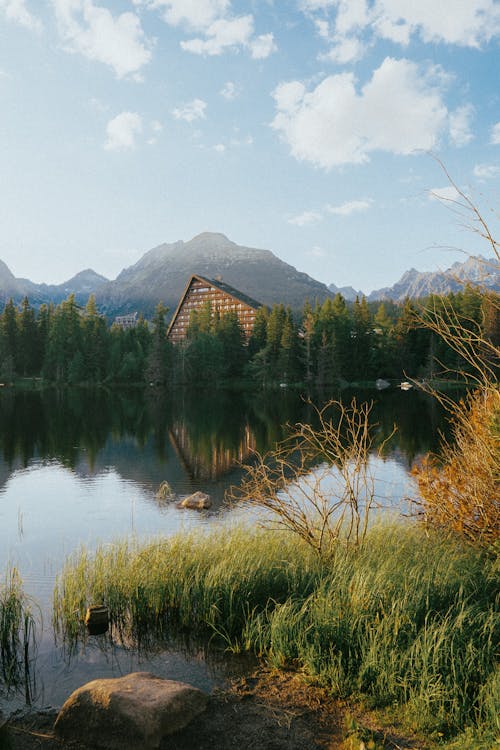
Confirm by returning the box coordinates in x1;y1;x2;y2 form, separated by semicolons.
85;605;109;635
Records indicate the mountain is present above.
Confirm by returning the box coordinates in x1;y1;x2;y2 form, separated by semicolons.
38;269;109;305
0;265;109;308
367;256;500;302
96;232;333;318
328;282;363;302
1;241;498;317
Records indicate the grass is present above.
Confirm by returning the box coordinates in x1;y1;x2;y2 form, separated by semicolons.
0;566;37;697
53;522;499;743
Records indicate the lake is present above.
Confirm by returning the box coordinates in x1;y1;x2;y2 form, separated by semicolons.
0;385;448;712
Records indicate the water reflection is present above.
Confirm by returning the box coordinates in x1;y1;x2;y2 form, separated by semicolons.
0;385;454;709
0;386;450;489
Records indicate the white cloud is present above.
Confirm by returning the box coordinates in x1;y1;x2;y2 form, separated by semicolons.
220;81;239;100
314;18;330;38
136;0;274;59
249;32;277;59
172;98;207;122
52;0;152;80
89;96;109;113
327;198;372;215
490;122;500;144
0;0;42;32
147;119;163;145
132;0;230;31
304;0;500;62
288;210;323;226
334;0;370;34
307;245;327;258
271;58;448;170
180;14;254;55
104;112;143;151
320;34;365;63
289;198;373;225
473;163;500;180
428;185;461;202
372;0;500;48
214;143;226;152
300;0;337;9
449;104;474;146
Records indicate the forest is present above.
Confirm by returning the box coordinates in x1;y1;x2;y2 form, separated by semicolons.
0;286;498;387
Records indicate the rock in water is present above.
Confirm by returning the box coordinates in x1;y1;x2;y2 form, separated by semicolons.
54;672;208;749
177;491;212;509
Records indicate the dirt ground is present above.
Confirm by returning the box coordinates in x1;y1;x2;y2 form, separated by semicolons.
1;668;428;750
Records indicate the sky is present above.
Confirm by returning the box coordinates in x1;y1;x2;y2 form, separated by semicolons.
1;0;500;294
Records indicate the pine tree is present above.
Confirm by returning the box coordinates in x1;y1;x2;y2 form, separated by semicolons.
278;308;303;384
1;299;18;374
17;297;37;376
146;303;171;385
82;295;108;382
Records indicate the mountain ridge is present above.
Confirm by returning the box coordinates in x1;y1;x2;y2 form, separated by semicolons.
0;236;498;316
96;232;332;317
366;255;499;301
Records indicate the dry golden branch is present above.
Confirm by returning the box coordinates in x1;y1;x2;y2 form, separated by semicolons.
228;399;395;555
412;387;500;547
418;295;500;392
412;166;500;546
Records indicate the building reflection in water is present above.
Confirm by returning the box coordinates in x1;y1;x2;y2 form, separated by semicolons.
169;423;257;481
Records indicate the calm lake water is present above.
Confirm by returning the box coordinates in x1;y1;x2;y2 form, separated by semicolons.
0;385;448;712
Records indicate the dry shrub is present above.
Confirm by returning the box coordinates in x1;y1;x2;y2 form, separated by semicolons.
229;399;394;555
413;386;500;547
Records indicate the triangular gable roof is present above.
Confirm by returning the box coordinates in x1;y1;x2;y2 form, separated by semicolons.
166;274;262;339
201;275;261;310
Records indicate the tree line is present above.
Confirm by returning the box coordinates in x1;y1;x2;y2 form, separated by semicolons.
0;287;498;387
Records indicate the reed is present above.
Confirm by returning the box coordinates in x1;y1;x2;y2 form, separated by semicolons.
0;566;37;695
54;522;498;740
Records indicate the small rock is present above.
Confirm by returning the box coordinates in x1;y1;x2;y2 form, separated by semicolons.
54;672;208;750
156;481;173;500
177;491;212;510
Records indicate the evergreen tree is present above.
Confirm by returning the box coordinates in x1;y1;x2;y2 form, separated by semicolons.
43;294;82;382
301;301;316;383
247;306;268;357
215;312;247;379
330;294;351;381
278;308;303;384
350;295;373;379
146;303;170;385
36;303;52;374
17;297;37;376
372;302;395;377
1;299;18;374
82;295;108;382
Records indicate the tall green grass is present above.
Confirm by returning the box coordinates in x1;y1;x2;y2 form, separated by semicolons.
0;567;37;697
53;523;498;740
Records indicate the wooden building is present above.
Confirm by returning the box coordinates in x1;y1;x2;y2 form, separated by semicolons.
167;274;261;344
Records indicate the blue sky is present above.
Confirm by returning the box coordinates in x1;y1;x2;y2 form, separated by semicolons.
1;0;500;293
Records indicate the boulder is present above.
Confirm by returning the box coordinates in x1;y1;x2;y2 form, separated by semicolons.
176;491;212;510
54;672;208;750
